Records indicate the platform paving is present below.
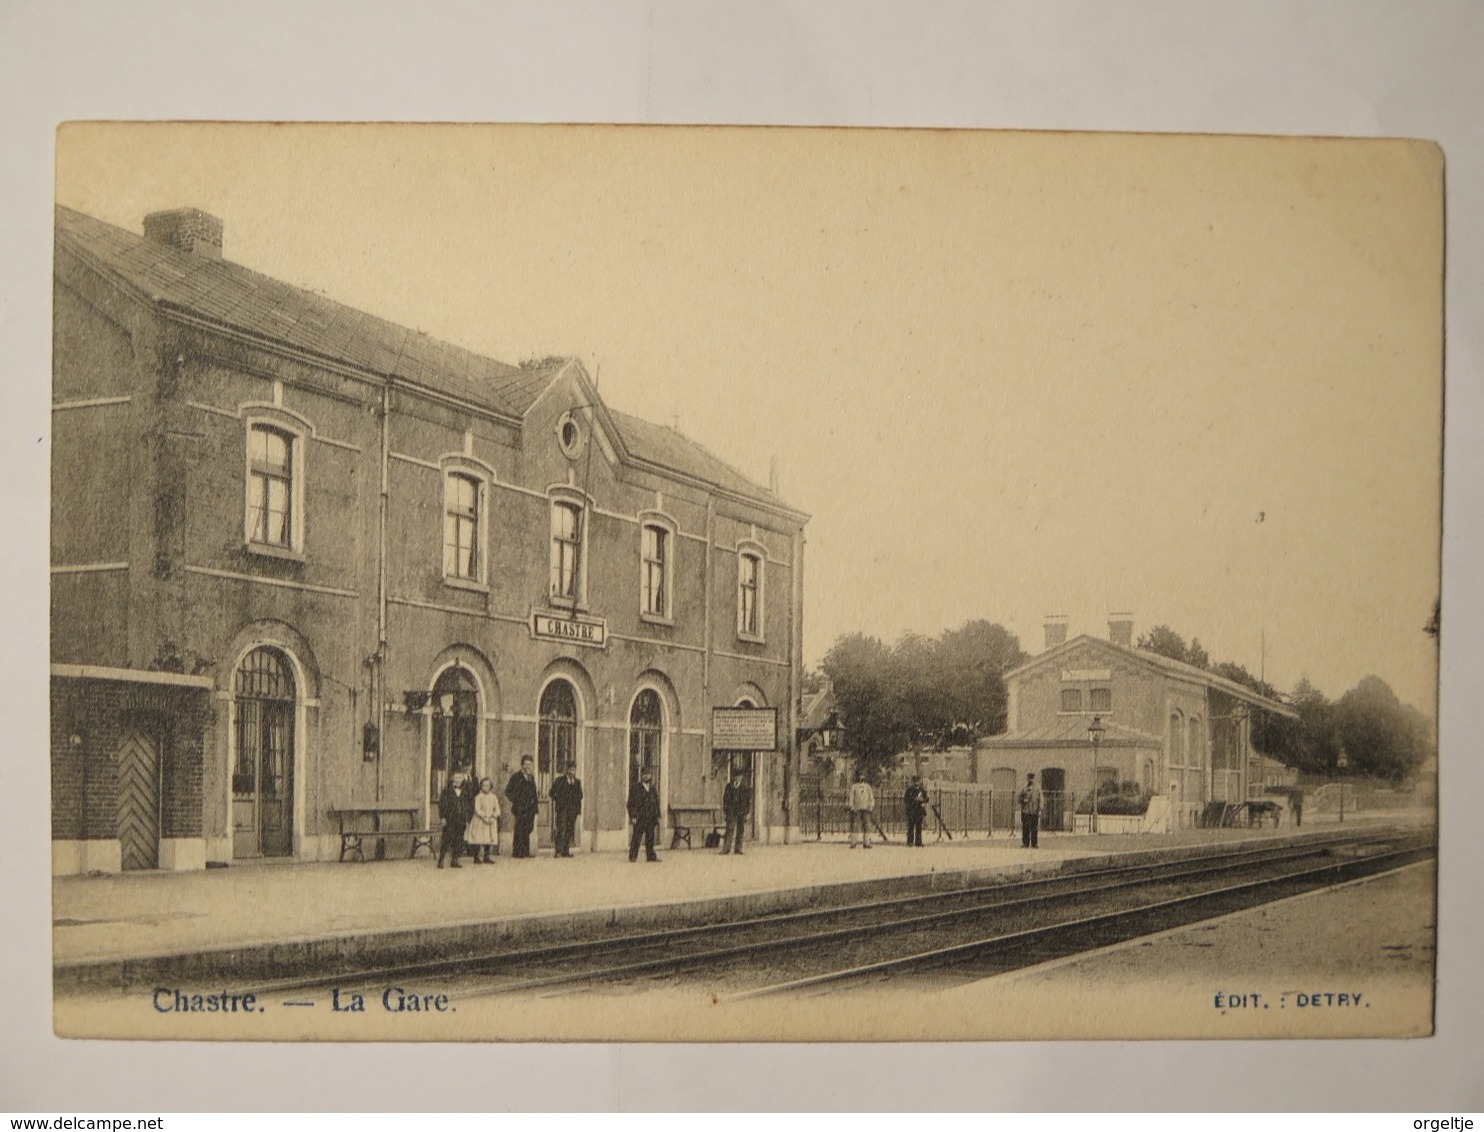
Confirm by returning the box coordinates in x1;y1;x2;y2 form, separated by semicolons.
52;824;1355;983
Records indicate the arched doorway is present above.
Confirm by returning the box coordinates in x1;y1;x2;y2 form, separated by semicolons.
628;688;663;793
232;646;295;858
429;664;480;809
537;678;579;845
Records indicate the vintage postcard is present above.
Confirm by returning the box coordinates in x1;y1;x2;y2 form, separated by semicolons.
50;122;1440;1041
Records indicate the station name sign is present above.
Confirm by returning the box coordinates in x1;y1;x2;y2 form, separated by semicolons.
531;610;607;648
1061;668;1112;682
712;706;778;751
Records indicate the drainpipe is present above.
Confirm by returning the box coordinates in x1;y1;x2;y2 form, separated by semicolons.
377;383;390;804
786;528;804;844
703;497;714;798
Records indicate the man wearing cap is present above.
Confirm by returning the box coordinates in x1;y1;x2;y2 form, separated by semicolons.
1018;772;1043;849
549;760;584;858
720;767;751;855
904;775;931;848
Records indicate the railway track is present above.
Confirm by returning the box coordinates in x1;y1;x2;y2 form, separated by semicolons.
234;827;1431;1002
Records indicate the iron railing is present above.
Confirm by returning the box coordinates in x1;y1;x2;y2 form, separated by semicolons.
798;784;1077;840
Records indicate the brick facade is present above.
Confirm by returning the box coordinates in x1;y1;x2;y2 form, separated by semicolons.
52;205;808;872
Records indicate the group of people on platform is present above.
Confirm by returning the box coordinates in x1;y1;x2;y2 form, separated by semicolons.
845;772;1045;849
845;774;932;848
434;757;754;867
435;763;1051;862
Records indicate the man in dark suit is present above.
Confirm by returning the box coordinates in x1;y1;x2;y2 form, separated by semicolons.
436;771;469;868
904;775;931;847
627;769;662;862
505;754;540;859
721;768;750;855
549;760;583;858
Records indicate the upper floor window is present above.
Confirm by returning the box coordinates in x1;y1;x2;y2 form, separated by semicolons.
640;521;672;620
443;471;483;582
550;498;586;603
1061;688;1082;713
737;546;764;641
1089;687;1112;712
246;422;302;552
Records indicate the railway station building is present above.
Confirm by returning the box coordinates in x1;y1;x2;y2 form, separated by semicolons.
51;205;808;873
975;616;1298;832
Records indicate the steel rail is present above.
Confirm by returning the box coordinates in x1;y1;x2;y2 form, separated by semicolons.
229;828;1404;999
727;841;1435;1000
436;833;1422;1001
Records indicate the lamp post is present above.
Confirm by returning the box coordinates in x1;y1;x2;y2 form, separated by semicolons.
1088;715;1106;835
1337;749;1348;824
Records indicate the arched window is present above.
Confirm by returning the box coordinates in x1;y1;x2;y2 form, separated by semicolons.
538;679;578;793
233;647;295;858
629;689;663;790
1169;713;1184;766
429;665;479;804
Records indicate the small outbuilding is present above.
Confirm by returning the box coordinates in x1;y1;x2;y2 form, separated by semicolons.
976;616;1298;832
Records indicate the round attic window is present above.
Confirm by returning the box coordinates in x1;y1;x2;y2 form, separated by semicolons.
557;412;584;458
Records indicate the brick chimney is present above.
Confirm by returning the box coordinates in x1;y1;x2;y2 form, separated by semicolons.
143;208;223;259
1108;613;1134;648
1043;615;1068;651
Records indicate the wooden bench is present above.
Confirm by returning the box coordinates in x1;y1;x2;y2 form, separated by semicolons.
331;806;436;861
668;805;723;850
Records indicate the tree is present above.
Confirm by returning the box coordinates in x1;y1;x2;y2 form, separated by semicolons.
1210;661;1297;759
1334;675;1430;783
820;620;1027;783
934;620;1027;740
1285;676;1339;774
1136;625;1208;669
820;633;908;783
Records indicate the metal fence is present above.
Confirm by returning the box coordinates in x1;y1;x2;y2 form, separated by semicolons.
798;783;1072;840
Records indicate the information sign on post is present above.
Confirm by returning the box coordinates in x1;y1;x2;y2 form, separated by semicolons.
712;706;779;751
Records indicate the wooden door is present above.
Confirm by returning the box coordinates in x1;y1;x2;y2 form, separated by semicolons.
117;731;160;871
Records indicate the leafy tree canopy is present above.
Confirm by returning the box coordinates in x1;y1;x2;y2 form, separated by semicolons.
820;620;1027;783
1136;624;1209;669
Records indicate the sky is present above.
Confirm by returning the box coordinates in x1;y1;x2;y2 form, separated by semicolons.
56;123;1443;714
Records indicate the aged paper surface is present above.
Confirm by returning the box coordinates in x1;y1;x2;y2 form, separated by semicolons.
50;122;1440;1044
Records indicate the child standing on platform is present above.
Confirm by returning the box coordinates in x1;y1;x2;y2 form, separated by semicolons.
465;777;501;863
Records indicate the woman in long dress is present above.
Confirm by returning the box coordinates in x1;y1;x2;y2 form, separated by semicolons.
466;777;501;863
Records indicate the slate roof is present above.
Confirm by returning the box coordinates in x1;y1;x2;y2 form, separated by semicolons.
607;408;790;510
55;206;539;417
56;205;802;516
800;687;837;733
1005;634;1299;719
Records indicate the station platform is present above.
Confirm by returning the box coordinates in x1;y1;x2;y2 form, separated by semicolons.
52;823;1376;985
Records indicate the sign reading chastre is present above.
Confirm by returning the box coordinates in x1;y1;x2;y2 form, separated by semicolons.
712;706;778;751
530;611;607;648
